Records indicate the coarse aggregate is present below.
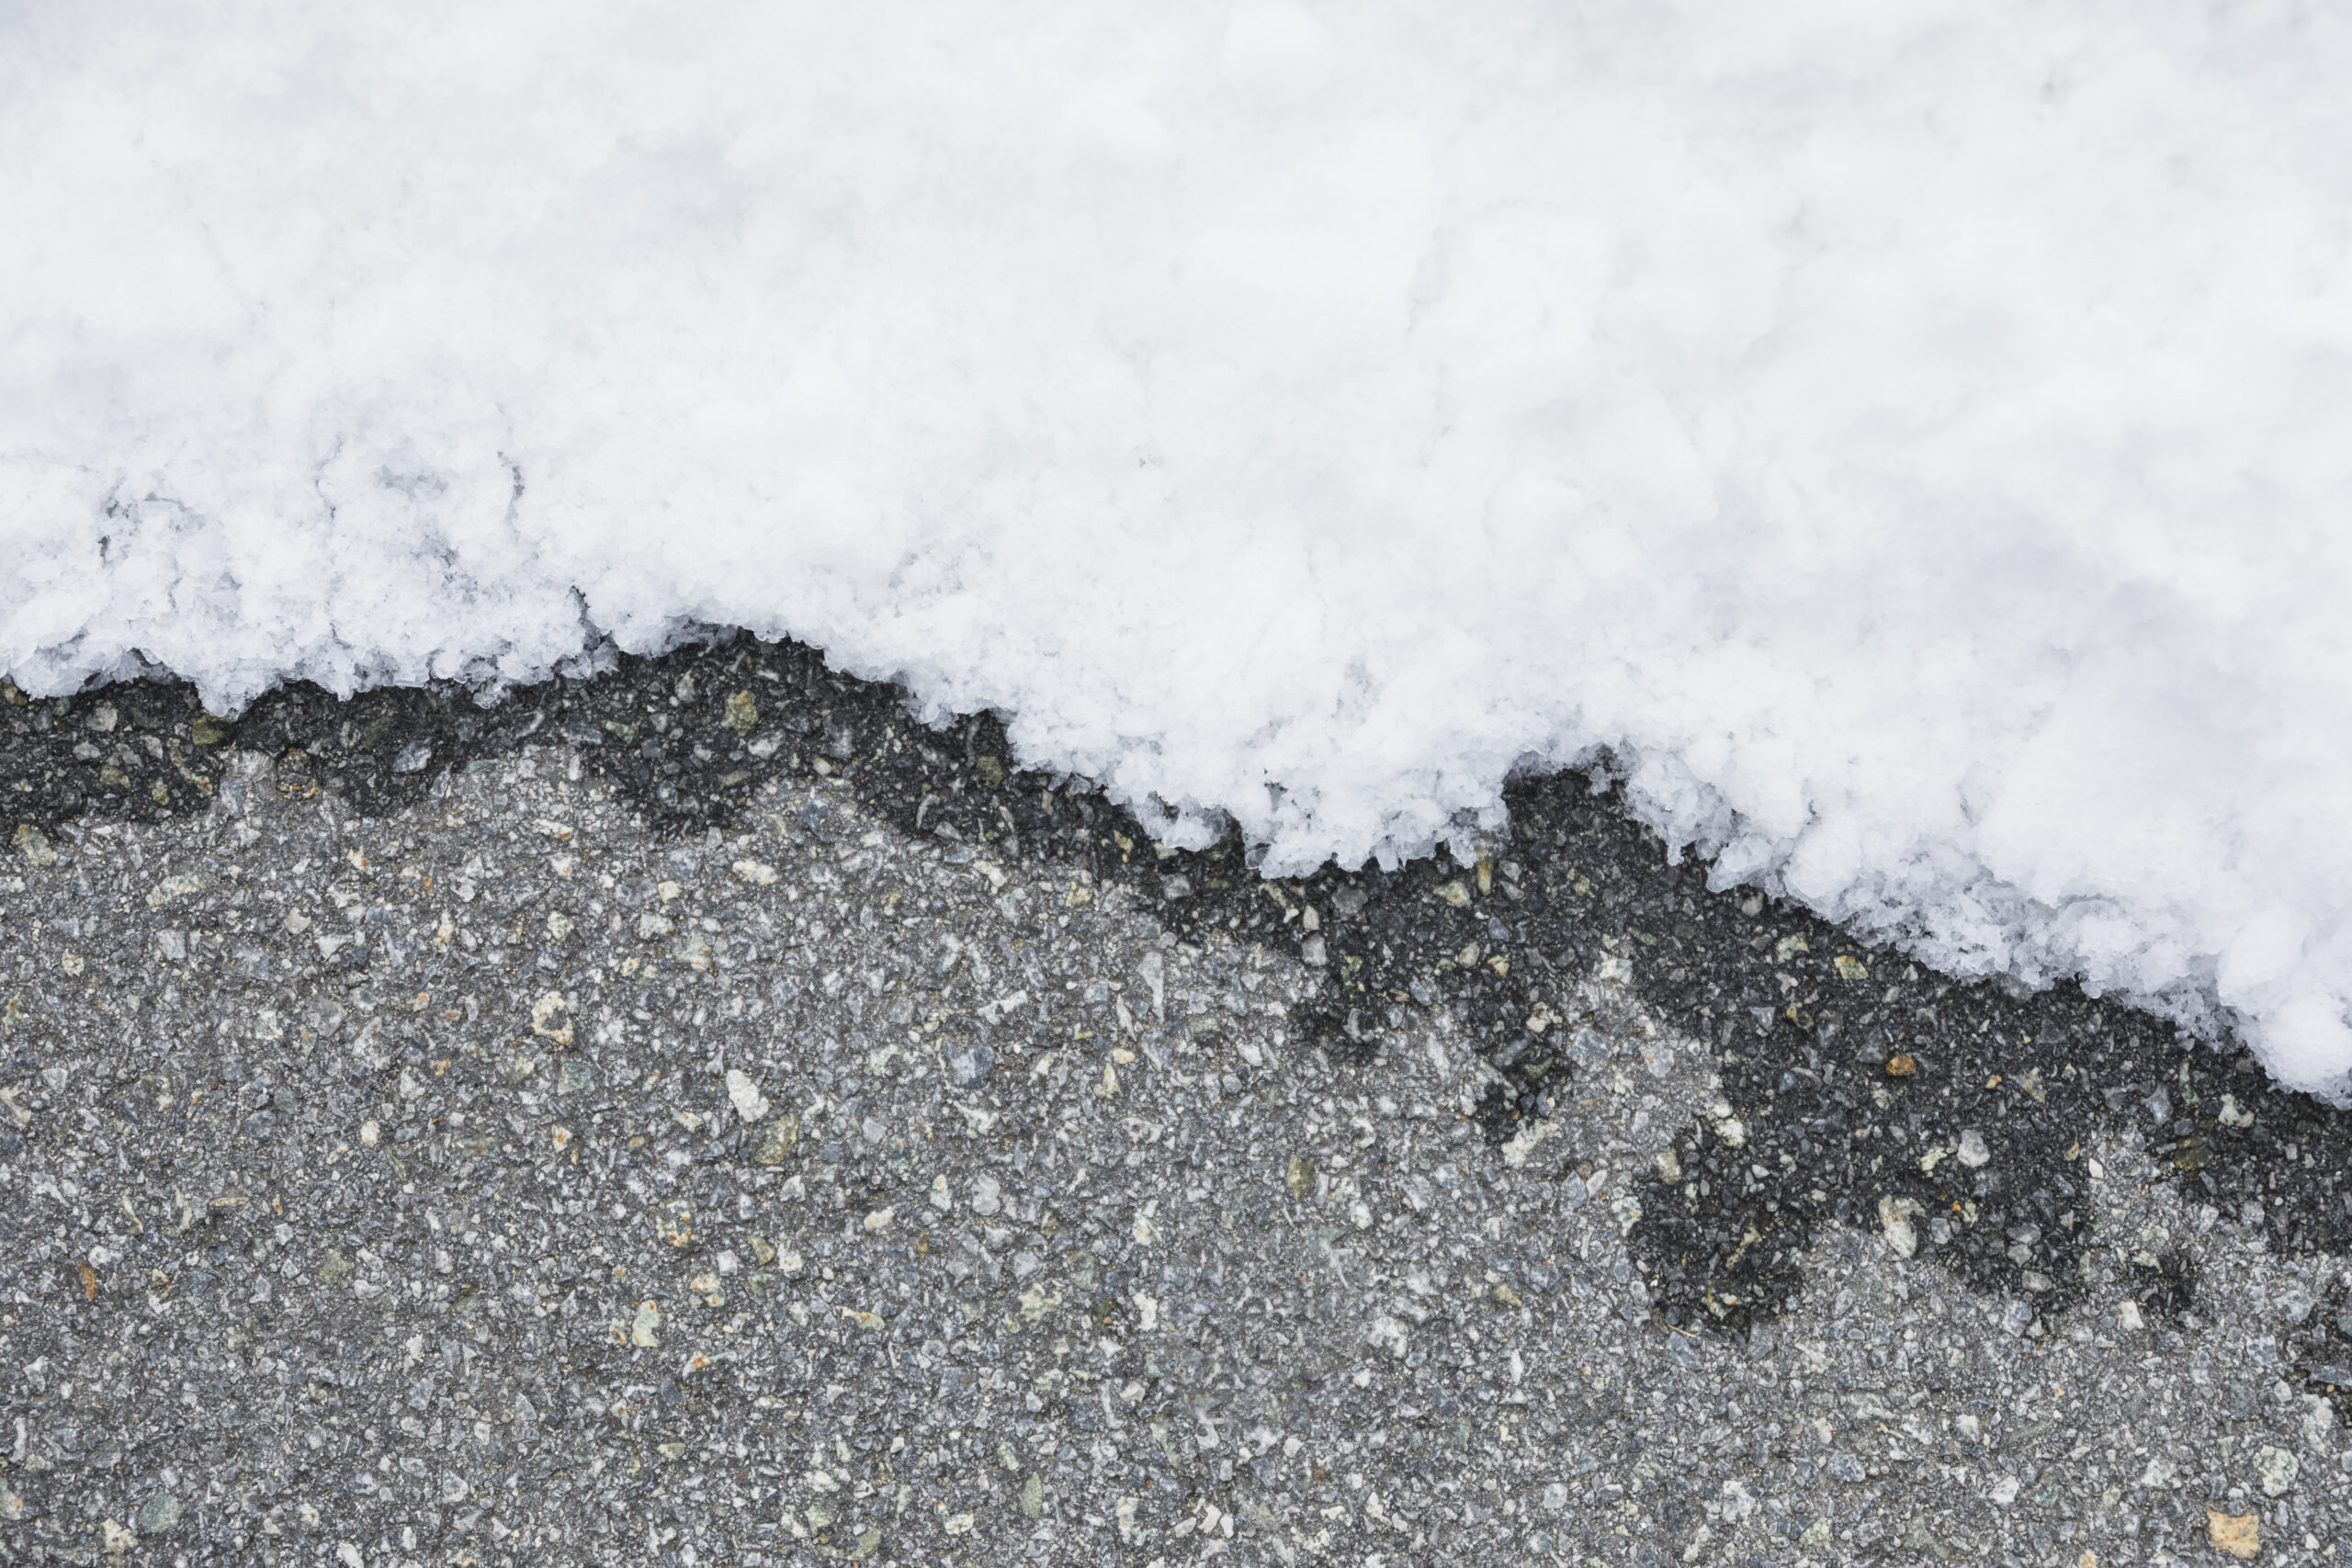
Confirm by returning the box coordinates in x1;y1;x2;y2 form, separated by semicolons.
1;637;2349;1567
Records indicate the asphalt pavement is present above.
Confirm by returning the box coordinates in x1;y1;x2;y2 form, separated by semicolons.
3;639;2350;1567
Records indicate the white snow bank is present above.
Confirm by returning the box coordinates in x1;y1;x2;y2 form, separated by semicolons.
7;2;2352;1095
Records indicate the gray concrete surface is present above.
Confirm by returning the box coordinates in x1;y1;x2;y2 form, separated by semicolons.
2;700;2351;1567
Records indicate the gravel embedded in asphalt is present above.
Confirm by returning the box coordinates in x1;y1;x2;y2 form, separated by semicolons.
1;641;2349;1566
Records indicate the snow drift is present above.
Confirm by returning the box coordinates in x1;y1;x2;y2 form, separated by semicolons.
7;1;2352;1095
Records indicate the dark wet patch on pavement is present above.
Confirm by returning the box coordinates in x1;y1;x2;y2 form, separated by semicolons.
10;631;2351;1354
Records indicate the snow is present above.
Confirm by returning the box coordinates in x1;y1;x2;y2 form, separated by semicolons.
6;3;2352;1096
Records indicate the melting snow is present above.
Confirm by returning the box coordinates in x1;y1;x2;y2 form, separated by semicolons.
7;3;2352;1094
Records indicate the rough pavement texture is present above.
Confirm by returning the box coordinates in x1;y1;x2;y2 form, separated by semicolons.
2;640;2350;1567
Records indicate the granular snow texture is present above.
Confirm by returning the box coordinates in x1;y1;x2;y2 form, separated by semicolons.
6;2;2352;1094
